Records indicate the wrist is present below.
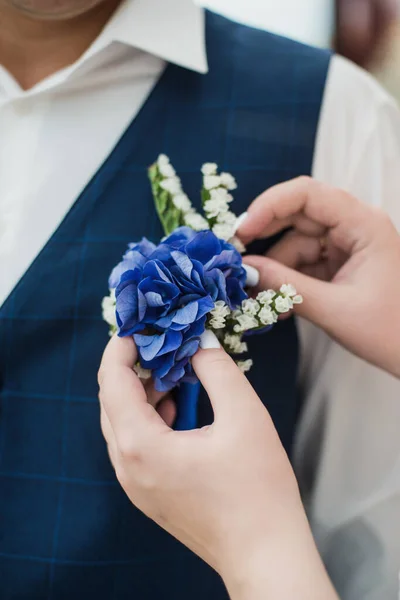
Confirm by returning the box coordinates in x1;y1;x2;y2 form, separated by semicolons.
220;513;338;600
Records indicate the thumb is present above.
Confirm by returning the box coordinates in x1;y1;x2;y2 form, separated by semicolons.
192;339;263;423
244;255;338;331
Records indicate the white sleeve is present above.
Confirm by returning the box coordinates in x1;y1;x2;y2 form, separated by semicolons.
295;55;400;600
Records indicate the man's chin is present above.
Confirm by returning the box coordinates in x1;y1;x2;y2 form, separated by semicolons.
4;0;111;20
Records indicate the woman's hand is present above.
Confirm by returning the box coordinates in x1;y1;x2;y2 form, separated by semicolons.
238;176;400;378
98;335;338;600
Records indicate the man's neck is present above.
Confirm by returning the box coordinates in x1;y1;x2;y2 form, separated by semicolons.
0;0;121;90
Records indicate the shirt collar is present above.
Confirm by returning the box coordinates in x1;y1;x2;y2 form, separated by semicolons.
90;0;208;74
0;0;208;100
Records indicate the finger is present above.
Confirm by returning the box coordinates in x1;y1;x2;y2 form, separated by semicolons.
267;231;322;269
99;403;118;466
98;336;170;447
156;396;177;427
266;230;348;282
145;379;170;409
237;177;371;253
243;254;339;330
192;339;263;423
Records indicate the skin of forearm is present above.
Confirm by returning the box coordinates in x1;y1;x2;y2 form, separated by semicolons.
221;515;339;600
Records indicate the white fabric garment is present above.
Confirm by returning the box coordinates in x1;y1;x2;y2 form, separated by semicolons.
0;1;399;598
201;0;334;48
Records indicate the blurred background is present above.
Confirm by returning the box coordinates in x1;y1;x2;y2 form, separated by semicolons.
201;0;400;102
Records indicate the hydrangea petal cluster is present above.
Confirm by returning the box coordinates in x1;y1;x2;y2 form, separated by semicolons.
110;227;247;392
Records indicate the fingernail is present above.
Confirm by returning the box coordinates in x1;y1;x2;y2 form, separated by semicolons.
234;211;248;234
243;264;260;287
200;330;221;350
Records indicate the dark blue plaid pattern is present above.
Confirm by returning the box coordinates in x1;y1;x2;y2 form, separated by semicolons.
0;12;331;599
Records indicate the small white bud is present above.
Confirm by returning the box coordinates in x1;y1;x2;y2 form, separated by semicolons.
184;212;210;231
220;172;237;190
233;313;259;332
242;298;260;316
212;223;235;241
256;290;276;305
203;175;222;190
159;163;176;178
160;177;182;196
172;193;192;212
237;359;253;373
280;283;297;297
102;289;117;329
274;295;291;314
259;306;278;325
201;162;218;176
157;154;170;167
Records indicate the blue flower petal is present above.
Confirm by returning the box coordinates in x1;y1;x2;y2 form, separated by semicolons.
145;291;164;307
163;226;196;246
157;330;183;357
136;333;166;361
143;260;172;283
171;251;193;279
196;296;215;320
176;338;200;361
134;333;156;348
186;231;221;264
173;301;198;325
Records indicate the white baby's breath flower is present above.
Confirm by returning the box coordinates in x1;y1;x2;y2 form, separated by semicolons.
280;283;297;297
229;236;246;254
220;172;237;190
292;294;303;304
203;175;221;190
242;298;260;316
210;187;233;204
102;289;117;333
134;363;152;380
224;333;248;354
159;162;176;178
209;318;226;329
160;177;182;196
201;162;218;176
209;301;230;329
274;295;292;314
217;210;236;225
157;154;169;167
259;306;278;326
172;193;192;212
184;211;210;231
256;290;276;305
233;313;259;333
204;197;229;219
212;300;230;316
212;222;235;241
237;359;253;373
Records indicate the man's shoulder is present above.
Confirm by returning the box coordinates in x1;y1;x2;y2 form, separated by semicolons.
205;10;332;74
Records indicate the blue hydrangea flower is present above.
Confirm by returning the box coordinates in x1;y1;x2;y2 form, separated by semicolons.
111;227;247;392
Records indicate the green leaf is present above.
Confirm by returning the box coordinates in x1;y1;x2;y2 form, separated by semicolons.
148;161;188;236
201;188;210;206
163;204;181;235
157;189;169;214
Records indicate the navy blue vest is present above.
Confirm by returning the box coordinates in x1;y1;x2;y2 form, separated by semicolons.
0;12;330;599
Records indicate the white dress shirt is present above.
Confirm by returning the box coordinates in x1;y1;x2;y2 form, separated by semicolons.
203;0;334;48
0;1;399;598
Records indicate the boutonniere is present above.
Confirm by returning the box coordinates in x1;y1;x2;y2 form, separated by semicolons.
102;155;302;392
